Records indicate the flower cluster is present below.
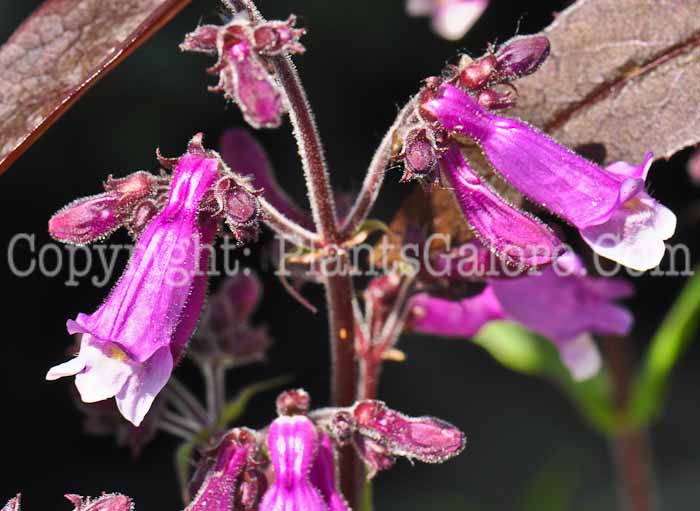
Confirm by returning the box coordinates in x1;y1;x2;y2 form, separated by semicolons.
394;34;675;272
182;15;305;128
181;389;465;511
46;134;261;426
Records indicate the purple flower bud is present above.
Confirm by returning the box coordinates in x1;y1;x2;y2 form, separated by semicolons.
310;434;350;511
186;429;257;511
65;493;134;511
253;16;306;56
46;136;221;426
353;435;396;479
1;495;20;511
329;411;355;446
181;25;219;53
49;171;162;244
402;129;439;182
476;87;517;110
259;416;326;511
183;17;305;129
353;400;465;464
439;144;562;268
495;35;550;80
219;128;313;229
458;55;496;91
406;0;489;41
49;193;122;245
276;388;311;416
424;84;676;271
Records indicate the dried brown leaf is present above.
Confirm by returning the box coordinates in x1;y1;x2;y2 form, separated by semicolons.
513;0;700;163
0;0;191;174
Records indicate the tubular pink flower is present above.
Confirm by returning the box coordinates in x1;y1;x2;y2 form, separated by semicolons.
310;433;350;511
46;149;220;426
410;250;633;380
439;143;562;268
407;0;489;41
424;84;676;271
259;415;327;511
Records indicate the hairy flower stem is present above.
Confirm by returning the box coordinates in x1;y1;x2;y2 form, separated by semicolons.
603;337;658;511
341;101;415;238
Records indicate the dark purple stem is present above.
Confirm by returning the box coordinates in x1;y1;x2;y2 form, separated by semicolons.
603;337;658;511
231;1;360;503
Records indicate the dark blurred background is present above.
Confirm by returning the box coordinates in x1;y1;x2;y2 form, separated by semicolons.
1;1;698;510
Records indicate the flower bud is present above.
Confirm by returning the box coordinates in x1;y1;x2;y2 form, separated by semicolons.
64;493;133;511
458;54;496;90
329;410;355;446
276;388;311;416
103;171;156;208
353;400;465;463
402;129;439;182
49;193;122;245
354;434;396;479
253;16;306;55
495;35;550;80
476;87;517;110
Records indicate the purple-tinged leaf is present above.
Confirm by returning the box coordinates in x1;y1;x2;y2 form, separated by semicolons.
0;0;192;175
513;0;700;163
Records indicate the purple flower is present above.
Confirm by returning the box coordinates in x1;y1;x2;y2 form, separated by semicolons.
424;84;676;271
185;429;256;511
406;0;489;41
182;18;305;129
46;147;220;426
439;143;562;268
259;415;326;511
410;250;634;379
310;433;350;511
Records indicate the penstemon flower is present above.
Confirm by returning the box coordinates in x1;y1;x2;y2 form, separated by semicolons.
45;135;252;426
259;415;327;511
406;0;489;41
310;433;351;511
410;250;634;380
422;84;676;271
439;143;562;268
